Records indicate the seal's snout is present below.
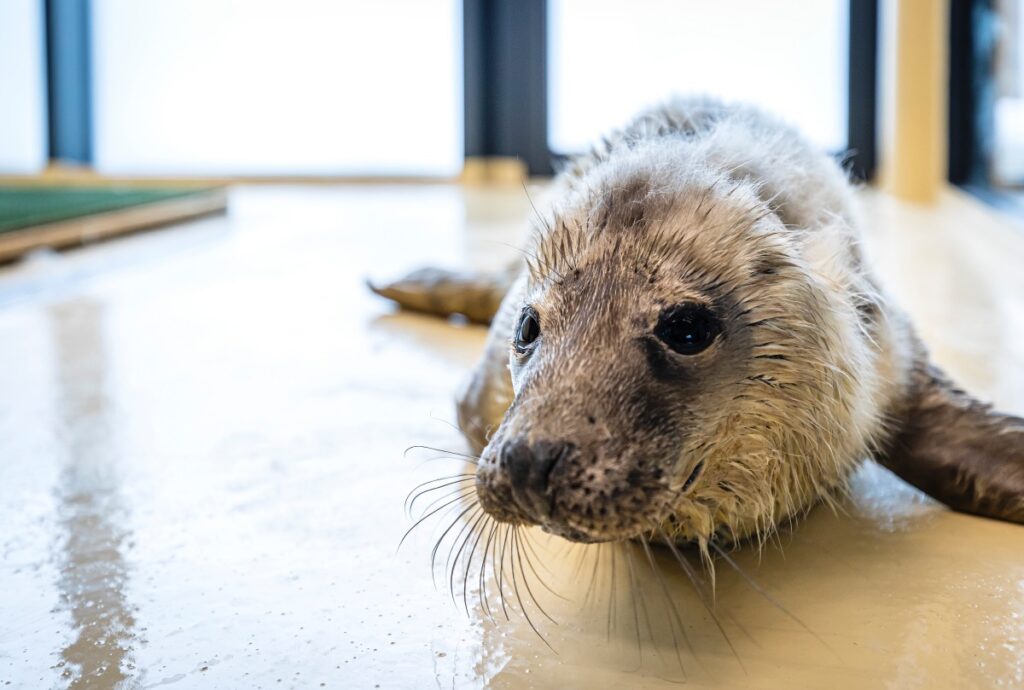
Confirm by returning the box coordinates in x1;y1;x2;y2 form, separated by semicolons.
502;438;574;520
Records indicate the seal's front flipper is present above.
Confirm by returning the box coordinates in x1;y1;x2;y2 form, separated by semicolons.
879;363;1024;523
367;266;515;325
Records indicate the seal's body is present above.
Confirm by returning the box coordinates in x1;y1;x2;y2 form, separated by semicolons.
373;97;1024;547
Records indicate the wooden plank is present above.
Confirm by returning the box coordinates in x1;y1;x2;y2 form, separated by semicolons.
0;188;228;262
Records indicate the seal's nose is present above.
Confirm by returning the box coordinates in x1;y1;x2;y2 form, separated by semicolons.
502;439;574;519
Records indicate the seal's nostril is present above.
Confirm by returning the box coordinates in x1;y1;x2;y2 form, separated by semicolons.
504;440;534;492
501;439;574;519
526;440;574;494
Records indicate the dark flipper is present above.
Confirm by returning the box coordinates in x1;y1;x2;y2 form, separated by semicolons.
878;363;1024;523
367;266;515;325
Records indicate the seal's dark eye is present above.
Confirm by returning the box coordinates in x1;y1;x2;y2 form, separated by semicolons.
655;303;721;355
515;307;541;353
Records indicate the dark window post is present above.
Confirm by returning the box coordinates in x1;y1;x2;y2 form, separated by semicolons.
948;0;997;187
464;0;551;175
45;0;93;164
848;0;879;180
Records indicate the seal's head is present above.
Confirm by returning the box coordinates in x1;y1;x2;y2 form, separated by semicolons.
474;144;883;545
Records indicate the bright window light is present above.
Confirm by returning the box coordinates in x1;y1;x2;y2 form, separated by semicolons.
92;0;462;176
993;2;1024;185
0;0;47;174
548;0;848;154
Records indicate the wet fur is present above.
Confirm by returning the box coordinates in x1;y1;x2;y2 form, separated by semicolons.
384;97;1024;550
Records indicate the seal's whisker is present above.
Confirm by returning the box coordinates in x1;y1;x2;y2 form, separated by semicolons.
516;529;568;601
427;410;474;437
623;543;645;662
448;508;486;605
441;503;482;588
411;453;478;467
709;541;832;653
403;444;481;463
405;475;475;517
629;543;661;667
462;514;492;617
607;542;617;643
477;521;500;623
582;540;603;608
509;529;556;652
639;533;692;677
430;504;477;589
397;489;475;553
415;486;477;523
570;540;591;583
655;522;745;667
496;525;512;621
522;181;553;237
512;528;558;624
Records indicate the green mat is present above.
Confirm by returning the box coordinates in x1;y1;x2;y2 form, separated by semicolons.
0;186;210;234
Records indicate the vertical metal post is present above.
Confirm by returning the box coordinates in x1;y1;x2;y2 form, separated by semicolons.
45;0;93;164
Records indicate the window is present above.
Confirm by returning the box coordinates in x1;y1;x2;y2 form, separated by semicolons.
91;0;462;176
993;0;1024;186
0;0;47;173
548;0;849;154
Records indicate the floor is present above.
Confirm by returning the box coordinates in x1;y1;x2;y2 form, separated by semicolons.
1;183;1022;690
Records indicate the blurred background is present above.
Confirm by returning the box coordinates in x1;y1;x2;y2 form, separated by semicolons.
0;0;1020;194
3;3;1024;689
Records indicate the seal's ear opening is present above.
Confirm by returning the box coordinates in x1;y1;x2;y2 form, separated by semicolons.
878;364;1024;523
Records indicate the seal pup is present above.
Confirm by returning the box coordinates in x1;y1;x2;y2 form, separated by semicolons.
373;97;1024;549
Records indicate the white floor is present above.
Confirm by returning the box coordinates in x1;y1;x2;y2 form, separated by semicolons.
0;184;1022;689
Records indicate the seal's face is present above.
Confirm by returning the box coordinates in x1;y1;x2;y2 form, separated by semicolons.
475;164;876;545
477;277;732;542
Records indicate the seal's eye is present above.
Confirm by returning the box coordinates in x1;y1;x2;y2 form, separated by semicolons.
515;307;541;353
655;303;721;355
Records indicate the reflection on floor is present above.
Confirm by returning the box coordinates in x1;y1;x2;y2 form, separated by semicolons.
0;184;1022;689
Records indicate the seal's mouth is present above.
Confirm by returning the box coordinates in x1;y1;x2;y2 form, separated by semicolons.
475;467;675;544
681;461;704;492
472;431;692;543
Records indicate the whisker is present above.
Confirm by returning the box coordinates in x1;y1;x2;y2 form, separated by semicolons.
397;490;475;553
607;542;617;643
639;533;691;676
627;544;659;667
462;514;492;617
416;486;477;523
448;508;487;605
427;410;473;436
496;526;512;621
709;541;832;653
430;504;477;588
658;527;745;670
516;530;568;601
404;444;481;463
478;522;500;622
405;476;476;517
582;541;603;608
509;529;556;651
513;528;558;624
624;544;644;662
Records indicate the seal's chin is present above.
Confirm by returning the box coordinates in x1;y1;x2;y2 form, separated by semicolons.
475;482;661;544
537;518;646;544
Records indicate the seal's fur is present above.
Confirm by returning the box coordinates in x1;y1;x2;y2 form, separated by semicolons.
374;97;1024;549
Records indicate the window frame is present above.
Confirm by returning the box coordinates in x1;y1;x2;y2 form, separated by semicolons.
465;0;879;180
44;0;879;179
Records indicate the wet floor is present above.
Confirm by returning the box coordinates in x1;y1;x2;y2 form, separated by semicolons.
0;184;1022;689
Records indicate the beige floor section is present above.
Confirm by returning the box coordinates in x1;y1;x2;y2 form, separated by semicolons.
0;184;1022;689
